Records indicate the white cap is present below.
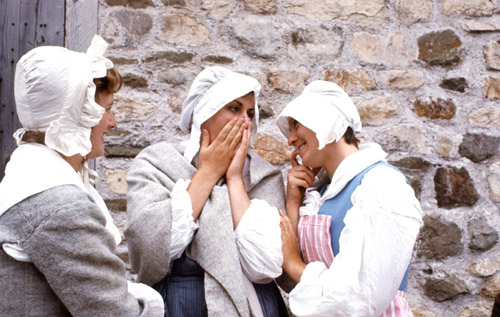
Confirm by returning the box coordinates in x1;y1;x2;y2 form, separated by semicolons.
277;80;361;149
13;35;114;157
179;66;261;162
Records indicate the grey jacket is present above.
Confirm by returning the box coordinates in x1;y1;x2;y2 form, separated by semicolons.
0;185;154;316
125;141;286;316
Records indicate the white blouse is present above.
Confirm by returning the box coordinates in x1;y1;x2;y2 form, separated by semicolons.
169;178;283;283
290;143;423;316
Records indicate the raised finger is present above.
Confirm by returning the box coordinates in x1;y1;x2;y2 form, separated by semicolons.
290;150;300;167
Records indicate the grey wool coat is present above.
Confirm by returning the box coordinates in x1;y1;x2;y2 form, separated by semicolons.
0;185;155;316
125;141;286;316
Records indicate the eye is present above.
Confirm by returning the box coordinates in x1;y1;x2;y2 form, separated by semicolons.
228;105;239;113
292;119;300;127
247;110;255;120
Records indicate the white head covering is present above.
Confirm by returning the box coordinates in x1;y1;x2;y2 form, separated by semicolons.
13;35;114;157
277;80;361;149
180;66;261;162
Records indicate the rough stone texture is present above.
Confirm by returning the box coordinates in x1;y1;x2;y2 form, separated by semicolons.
458;306;492;317
413;98;456;120
115;10;153;36
458;133;500;163
468;216;499;252
442;0;494;16
484;77;500;99
434;166;479;208
380;70;424;89
96;0;500;313
439;77;468;92
489;161;500;202
105;169;128;195
267;70;309;93
469;260;500;277
435;132;453;158
424;272;468;302
201;55;233;64
417;215;463;260
324;69;376;92
113;98;155;121
375;124;429;154
106;0;154;8
484;40;500;70
160;15;210;47
417;30;462;66
233;16;282;59
123;74;148;89
285;0;386;21
481;278;500;297
253;134;290;165
411;308;437;317
105;145;145;158
398;0;432;22
468;106;500;128
352;32;411;66
464;21;500;32
356;95;398;125
243;0;277;14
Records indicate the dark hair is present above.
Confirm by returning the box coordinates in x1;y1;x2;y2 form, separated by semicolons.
343;127;360;148
93;67;123;94
21;131;45;144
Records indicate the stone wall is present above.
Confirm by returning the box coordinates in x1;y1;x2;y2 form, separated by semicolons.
96;0;500;315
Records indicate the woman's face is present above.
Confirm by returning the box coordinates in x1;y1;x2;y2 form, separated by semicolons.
287;117;325;168
87;90;117;159
201;93;255;142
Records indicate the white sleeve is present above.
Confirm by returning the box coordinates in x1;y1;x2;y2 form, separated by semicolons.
169;178;199;261
127;281;164;317
289;166;423;317
234;199;283;283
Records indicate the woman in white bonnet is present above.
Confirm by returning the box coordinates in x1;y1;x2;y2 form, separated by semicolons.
125;66;288;316
277;80;423;316
0;36;163;316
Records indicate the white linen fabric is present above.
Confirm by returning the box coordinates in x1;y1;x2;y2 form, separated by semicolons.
13;35;112;157
169;177;283;283
288;143;423;316
179;66;261;162
277;80;362;149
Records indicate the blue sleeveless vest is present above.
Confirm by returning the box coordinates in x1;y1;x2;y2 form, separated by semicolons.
317;160;410;292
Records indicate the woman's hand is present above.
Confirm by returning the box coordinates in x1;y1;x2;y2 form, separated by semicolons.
286;151;320;228
226;120;251;182
198;118;246;182
280;210;306;283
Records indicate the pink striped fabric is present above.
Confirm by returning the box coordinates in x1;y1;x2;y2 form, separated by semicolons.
297;214;414;317
298;215;334;266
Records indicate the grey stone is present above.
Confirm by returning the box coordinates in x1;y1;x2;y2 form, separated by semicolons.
105;199;127;212
417;215;463;260
115;11;153;36
440;77;468;92
434;167;479;208
145;51;195;63
123;74;148;89
424;272;468;302
468;216;499;251
418;30;462;66
459;133;500;163
201;55;234;64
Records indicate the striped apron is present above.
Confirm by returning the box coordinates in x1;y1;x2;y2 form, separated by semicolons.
297;161;413;317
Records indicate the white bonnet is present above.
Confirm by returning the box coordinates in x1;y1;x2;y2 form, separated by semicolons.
179;66;261;162
13;35;114;157
277;80;361;149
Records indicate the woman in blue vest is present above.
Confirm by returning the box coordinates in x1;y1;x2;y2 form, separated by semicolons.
277;80;423;316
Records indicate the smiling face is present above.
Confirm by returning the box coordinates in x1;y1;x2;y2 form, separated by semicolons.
201;93;255;142
287;117;326;168
87;90;117;159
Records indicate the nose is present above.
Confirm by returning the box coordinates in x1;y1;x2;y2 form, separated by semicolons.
109;111;117;129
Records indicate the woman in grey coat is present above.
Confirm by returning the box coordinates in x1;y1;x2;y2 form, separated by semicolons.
0;36;163;316
125;66;288;316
